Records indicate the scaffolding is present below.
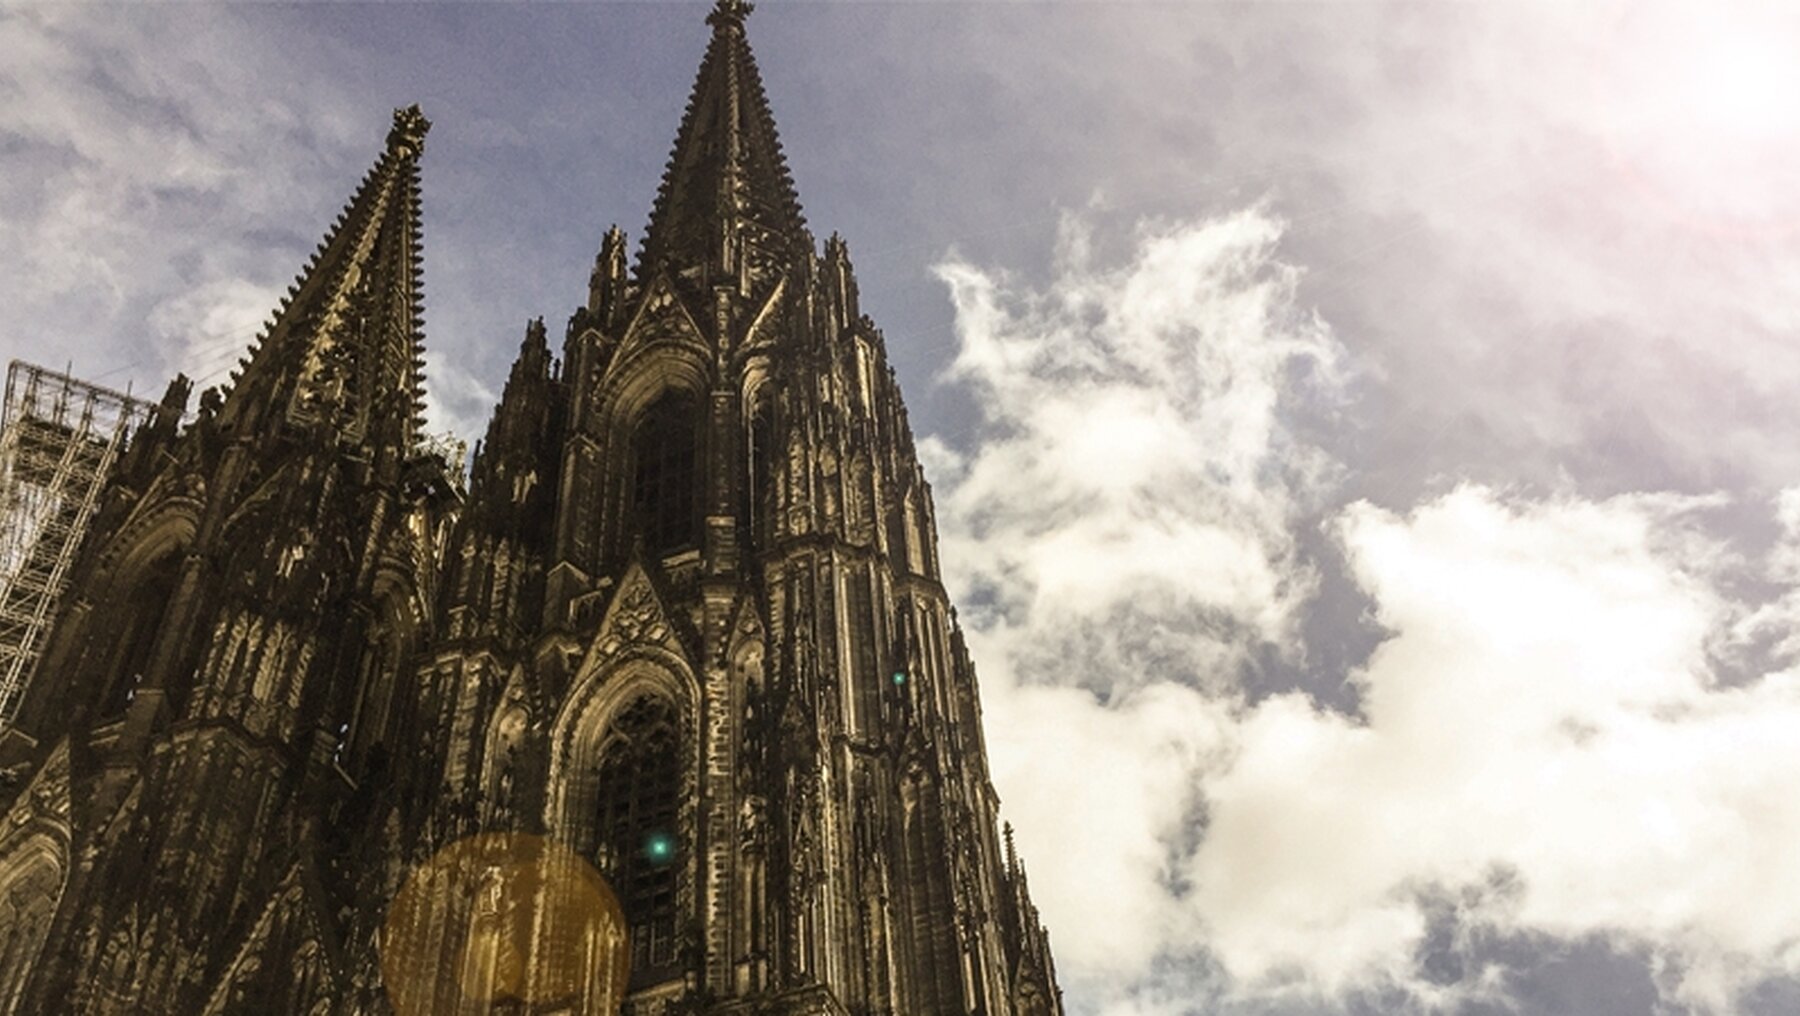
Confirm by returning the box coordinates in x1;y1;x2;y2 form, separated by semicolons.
0;362;158;729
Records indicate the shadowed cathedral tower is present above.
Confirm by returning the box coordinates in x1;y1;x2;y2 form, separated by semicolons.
0;3;1061;1014
0;106;460;1012
427;2;1063;1011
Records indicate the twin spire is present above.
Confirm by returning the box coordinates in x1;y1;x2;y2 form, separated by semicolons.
221;0;803;458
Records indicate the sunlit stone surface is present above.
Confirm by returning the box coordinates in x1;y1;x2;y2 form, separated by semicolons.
0;2;1060;1013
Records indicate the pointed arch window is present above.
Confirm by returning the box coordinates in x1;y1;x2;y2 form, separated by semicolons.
0;841;64;1011
97;549;183;720
631;393;700;556
592;694;682;981
845;569;881;737
748;399;776;550
343;598;407;771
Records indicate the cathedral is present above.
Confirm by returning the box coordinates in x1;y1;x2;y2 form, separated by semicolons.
0;2;1062;1014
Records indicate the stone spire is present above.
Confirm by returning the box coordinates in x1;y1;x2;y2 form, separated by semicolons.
636;0;807;283
218;104;431;458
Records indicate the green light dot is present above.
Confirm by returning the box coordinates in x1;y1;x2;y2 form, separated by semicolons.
892;671;907;686
644;832;675;865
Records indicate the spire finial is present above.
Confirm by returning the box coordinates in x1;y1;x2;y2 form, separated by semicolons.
388;104;431;157
639;0;804;279
707;0;753;31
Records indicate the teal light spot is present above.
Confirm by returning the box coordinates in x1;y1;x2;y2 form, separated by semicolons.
644;831;676;865
892;671;907;686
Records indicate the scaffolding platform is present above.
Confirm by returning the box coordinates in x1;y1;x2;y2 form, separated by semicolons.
0;362;158;728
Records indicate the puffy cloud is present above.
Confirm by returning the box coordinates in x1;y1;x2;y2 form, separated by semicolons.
927;206;1344;1008
929;210;1800;1015
978;676;1227;979
1197;487;1800;1012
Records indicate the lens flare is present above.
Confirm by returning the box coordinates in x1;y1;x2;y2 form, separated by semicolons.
643;830;676;865
380;833;629;1015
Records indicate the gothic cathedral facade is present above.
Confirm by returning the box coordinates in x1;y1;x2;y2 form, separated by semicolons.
0;3;1061;1013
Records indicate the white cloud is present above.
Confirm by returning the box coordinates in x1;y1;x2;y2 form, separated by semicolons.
979;676;1227;978
929;208;1342;695
421;346;499;446
147;277;284;389
0;7;363;386
931;210;1800;1015
926;206;1344;1010
1196;487;1800;1012
1730;488;1800;666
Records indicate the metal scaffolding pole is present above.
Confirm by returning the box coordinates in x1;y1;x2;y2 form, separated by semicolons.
0;361;157;729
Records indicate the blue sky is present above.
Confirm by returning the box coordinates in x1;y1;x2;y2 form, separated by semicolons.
7;2;1800;1014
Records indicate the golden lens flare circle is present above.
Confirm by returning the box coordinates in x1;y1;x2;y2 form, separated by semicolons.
380;833;629;1015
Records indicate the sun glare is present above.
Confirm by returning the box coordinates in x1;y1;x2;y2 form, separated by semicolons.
1678;22;1800;143
1593;3;1800;233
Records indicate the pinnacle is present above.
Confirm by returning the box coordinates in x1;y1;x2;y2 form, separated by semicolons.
598;225;628;262
387;104;431;158
707;0;753;32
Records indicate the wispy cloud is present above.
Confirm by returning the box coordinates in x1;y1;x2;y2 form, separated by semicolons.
420;346;499;445
925;206;1341;1003
927;208;1342;696
0;7;363;388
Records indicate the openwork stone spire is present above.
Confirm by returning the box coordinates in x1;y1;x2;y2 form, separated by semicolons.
637;0;806;281
220;104;431;456
706;0;753;30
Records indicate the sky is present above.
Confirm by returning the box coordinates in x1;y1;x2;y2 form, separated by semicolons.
5;1;1800;1014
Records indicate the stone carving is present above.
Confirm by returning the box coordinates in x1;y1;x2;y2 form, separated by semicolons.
0;2;1062;1013
738;794;767;854
596;577;672;661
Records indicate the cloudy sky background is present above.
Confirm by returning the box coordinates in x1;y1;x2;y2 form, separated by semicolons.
6;2;1800;1013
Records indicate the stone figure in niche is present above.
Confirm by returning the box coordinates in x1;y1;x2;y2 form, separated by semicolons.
739;794;767;852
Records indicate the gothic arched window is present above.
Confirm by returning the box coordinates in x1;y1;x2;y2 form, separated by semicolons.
343;598;407;771
0;842;64;1011
593;695;682;981
747;400;776;550
845;570;881;737
484;704;528;823
631;393;700;556
97;550;183;720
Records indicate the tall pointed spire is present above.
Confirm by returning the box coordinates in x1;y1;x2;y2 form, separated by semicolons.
637;0;807;283
219;105;431;457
